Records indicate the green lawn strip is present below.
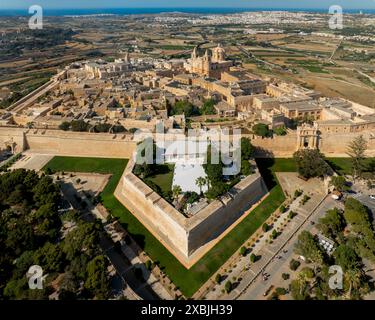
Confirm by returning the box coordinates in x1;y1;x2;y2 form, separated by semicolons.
325;157;375;176
144;164;175;194
43;156;294;297
185;184;285;295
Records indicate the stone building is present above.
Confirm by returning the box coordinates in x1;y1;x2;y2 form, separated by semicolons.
185;44;233;79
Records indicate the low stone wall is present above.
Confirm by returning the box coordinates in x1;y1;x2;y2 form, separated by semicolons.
117;157;268;266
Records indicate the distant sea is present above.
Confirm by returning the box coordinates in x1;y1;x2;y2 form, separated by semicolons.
0;7;375;17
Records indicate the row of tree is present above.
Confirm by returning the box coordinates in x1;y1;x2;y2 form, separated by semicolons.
0;169;110;300
169;99;217;117
59;120;126;133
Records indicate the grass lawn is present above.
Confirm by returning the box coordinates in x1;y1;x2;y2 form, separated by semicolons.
144;164;174;195
43;156;295;297
326;157;375;176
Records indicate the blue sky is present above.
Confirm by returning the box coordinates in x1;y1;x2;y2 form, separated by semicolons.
1;0;375;10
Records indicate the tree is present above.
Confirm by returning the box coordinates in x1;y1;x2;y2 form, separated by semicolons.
330;176;349;192
205;181;229;200
241;160;252;176
84;255;110;299
215;273;222;284
240;137;254;160
250;253;257;263
172;185;182;201
224;280;232;293
201;99;216;115
300;267;315;279
333;245;360;272
343;198;371;233
195;177;206;195
347;135;368;180
344;268;366;299
282;273;290;280
317;208;346;239
204;144;223;184
239;246;247;256
290;279;310;300
63;222;100;261
59;271;79;297
289;259;301;271
94;123;112;133
4;277;47;300
343;198;375;262
273;125;287;136
145;260;153;271
34;242;65;273
171;100;199;117
262;223;269;232
252;123;270;137
293;149;331;179
71;120;89;132
32;175;60;206
294;231;325;265
59;121;71;131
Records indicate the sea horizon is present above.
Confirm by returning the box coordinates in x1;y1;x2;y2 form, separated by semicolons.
0;7;374;17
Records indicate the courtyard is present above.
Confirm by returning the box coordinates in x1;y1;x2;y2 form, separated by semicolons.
172;162;208;194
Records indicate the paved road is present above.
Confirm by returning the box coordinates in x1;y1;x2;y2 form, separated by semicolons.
239;196;341;300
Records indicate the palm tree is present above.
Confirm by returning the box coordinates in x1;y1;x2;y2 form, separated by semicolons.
195;177;206;195
345;268;363;299
172;185;182;201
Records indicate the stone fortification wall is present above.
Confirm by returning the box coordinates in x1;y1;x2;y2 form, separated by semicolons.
0;127;136;158
186;169;267;254
2;127;375;159
24;129;137;158
320;130;375;157
117;158;268;265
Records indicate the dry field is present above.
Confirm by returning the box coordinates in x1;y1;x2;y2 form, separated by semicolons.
303;75;375;108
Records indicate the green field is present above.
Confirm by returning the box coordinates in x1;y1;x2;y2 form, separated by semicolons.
326;157;375;176
43;156;296;297
156;45;194;50
286;59;329;74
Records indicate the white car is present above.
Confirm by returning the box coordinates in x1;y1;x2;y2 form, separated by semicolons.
370;195;375;200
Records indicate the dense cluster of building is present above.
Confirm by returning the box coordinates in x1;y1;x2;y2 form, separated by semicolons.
1;44;375;137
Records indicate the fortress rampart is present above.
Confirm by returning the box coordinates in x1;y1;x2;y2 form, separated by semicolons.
1;127;375;158
115;157;268;267
0;127;137;158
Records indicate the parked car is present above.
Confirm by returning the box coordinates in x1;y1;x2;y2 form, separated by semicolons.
370;195;375;200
